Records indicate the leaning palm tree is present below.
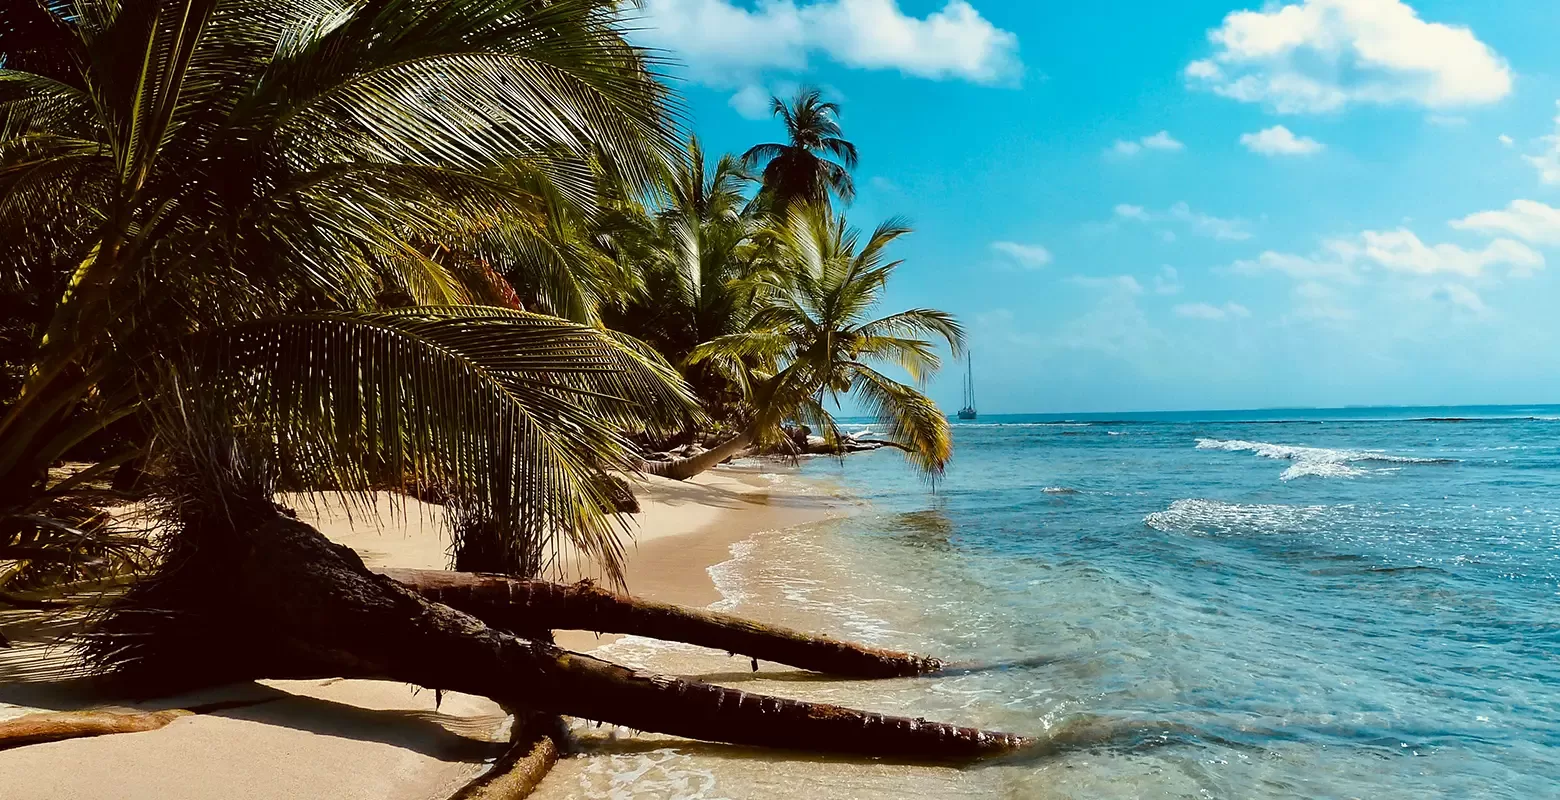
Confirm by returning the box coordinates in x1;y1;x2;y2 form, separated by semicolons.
0;0;1025;761
741;87;858;215
643;203;964;480
0;0;683;578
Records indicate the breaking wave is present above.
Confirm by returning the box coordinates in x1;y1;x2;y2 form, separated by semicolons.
1195;438;1455;480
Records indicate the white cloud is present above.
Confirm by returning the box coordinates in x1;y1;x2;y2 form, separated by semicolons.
1499;134;1514;148
728;85;774;119
1169;202;1251;241
1115;202;1251;241
1240;125;1324;155
1361;228;1543;278
1175;302;1251;320
1069;275;1144;294
1524;101;1560;185
1451;200;1560;246
1142;131;1184;151
1108;130;1183;157
1235;224;1543;282
1111;140;1142;156
1185;0;1511;114
1153;265;1182;294
638;0;1020;86
1231;240;1362;282
991;241;1053;269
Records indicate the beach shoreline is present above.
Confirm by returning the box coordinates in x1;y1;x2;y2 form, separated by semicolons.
0;464;846;800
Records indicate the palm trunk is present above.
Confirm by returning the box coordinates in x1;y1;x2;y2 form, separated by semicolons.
383;568;941;678
91;514;1028;760
638;431;754;481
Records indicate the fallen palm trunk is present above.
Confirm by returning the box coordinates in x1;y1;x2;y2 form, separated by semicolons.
0;709;191;750
639;432;754;481
384;568;941;678
90;514;1029;760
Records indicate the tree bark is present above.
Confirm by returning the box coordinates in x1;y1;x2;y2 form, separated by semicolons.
638;431;754;481
93;514;1028;760
449;711;563;800
0;710;192;750
383;569;941;678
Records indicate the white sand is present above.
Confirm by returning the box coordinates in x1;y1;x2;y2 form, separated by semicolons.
0;465;838;800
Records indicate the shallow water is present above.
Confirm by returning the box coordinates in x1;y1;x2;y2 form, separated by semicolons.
540;406;1560;799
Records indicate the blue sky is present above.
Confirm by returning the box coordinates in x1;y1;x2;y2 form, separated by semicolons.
634;0;1560;413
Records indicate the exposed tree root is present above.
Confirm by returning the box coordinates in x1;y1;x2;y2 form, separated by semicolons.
0;709;191;750
450;712;564;800
384;568;941;678
88;514;1030;761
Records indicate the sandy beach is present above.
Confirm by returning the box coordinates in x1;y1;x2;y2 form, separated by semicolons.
0;465;841;800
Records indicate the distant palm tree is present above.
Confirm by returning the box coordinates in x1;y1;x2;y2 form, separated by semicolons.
741;88;858;214
604;138;772;417
644;203;963;480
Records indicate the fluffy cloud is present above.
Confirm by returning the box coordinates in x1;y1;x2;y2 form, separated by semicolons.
1240;125;1325;155
1451;200;1560;246
991;241;1053;269
1235;227;1543;282
1231;240;1363;282
1175;302;1251;320
1523;101;1560;185
638;0;1020;86
1361;229;1542;278
728;85;775;119
1185;0;1511;114
1108;130;1184;156
1116;202;1252;241
1069;275;1144;294
1499;134;1514;148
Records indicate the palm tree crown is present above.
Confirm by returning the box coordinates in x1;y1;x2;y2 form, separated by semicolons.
691;203;963;476
741;88;858;214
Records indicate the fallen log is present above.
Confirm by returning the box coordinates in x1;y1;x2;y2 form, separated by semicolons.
384;569;941;678
88;514;1030;761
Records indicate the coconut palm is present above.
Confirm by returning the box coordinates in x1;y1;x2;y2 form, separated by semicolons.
0;0;688;579
643;203;964;480
0;0;1024;762
741;87;858;215
604;137;774;417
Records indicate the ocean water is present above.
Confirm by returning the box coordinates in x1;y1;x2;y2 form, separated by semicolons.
541;406;1560;799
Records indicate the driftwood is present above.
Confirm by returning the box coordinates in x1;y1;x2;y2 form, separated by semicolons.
384;568;941;678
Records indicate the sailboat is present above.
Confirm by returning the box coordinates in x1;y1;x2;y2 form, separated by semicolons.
957;352;977;420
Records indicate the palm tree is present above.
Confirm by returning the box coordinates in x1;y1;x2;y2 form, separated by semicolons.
741;88;858;215
644;203;964;480
604;137;773;417
0;0;1022;761
0;0;684;578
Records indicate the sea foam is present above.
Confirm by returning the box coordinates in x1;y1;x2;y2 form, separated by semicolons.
1144;498;1330;534
1195;438;1453;480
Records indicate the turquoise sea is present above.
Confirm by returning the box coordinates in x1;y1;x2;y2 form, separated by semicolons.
797;405;1560;798
543;405;1560;799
